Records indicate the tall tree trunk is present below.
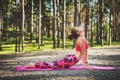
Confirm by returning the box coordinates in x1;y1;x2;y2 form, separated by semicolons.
73;0;79;48
57;0;60;48
41;1;46;46
53;0;57;48
38;0;41;49
108;2;112;46
90;0;94;47
47;0;52;38
85;0;89;39
114;8;119;41
62;0;66;49
78;0;81;26
111;0;115;42
30;0;34;43
74;0;79;27
96;2;99;43
118;16;120;41
21;0;25;52
98;0;104;46
36;7;39;43
15;1;19;52
0;1;3;50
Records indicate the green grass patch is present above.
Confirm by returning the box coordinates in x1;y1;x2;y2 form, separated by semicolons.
0;38;73;54
90;41;120;48
0;38;120;55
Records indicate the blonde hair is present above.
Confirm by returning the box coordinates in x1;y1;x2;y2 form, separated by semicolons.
73;27;84;33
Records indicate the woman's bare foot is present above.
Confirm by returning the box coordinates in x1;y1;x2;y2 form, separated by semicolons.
83;65;94;70
24;62;35;68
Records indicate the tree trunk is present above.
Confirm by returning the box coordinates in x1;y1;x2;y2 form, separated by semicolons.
57;0;60;48
15;1;19;52
41;1;46;46
30;0;34;43
62;0;66;49
108;2;112;46
38;0;41;49
85;0;89;39
96;2;99;43
0;1;3;50
90;0;94;47
21;0;25;52
74;0;79;27
73;0;79;48
53;0;57;48
78;0;81;26
98;0;104;46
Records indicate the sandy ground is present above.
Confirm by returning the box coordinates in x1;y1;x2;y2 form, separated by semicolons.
0;47;120;80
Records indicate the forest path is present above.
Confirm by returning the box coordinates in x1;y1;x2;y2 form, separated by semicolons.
0;47;120;80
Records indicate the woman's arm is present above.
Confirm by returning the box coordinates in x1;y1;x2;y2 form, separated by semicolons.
78;37;88;67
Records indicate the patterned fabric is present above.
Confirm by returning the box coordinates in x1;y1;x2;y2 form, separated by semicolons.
35;54;79;69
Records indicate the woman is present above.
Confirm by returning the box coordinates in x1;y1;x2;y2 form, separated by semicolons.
23;27;92;69
69;27;91;69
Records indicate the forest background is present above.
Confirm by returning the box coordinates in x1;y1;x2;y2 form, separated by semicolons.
0;0;120;54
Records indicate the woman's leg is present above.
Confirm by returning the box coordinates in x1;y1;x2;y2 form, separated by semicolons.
24;62;52;68
53;54;79;68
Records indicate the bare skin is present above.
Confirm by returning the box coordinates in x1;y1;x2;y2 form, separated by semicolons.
75;27;93;70
24;62;35;68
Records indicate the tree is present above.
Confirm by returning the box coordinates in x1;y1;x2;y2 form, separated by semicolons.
108;0;112;46
72;0;79;48
21;0;25;52
53;0;57;48
41;0;46;46
98;0;104;46
62;0;66;49
84;0;89;39
90;0;94;47
30;0;34;43
38;0;41;49
74;0;79;27
0;0;3;50
57;0;60;48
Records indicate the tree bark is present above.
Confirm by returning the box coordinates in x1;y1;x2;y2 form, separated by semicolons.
21;0;25;52
74;0;79;27
90;0;94;47
30;0;34;43
98;0;104;46
108;2;112;46
38;0;41;49
57;0;60;48
85;0;89;39
0;0;3;50
53;0;57;48
62;0;66;49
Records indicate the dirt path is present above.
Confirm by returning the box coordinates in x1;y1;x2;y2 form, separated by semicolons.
0;47;120;80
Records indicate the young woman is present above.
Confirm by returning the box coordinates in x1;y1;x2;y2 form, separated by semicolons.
22;27;92;69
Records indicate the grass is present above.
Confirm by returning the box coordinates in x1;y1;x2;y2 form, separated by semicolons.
0;38;120;55
90;41;120;48
0;38;73;54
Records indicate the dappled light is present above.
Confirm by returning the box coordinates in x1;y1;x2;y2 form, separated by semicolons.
0;48;120;80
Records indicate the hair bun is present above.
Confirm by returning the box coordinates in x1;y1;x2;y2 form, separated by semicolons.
68;29;79;40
